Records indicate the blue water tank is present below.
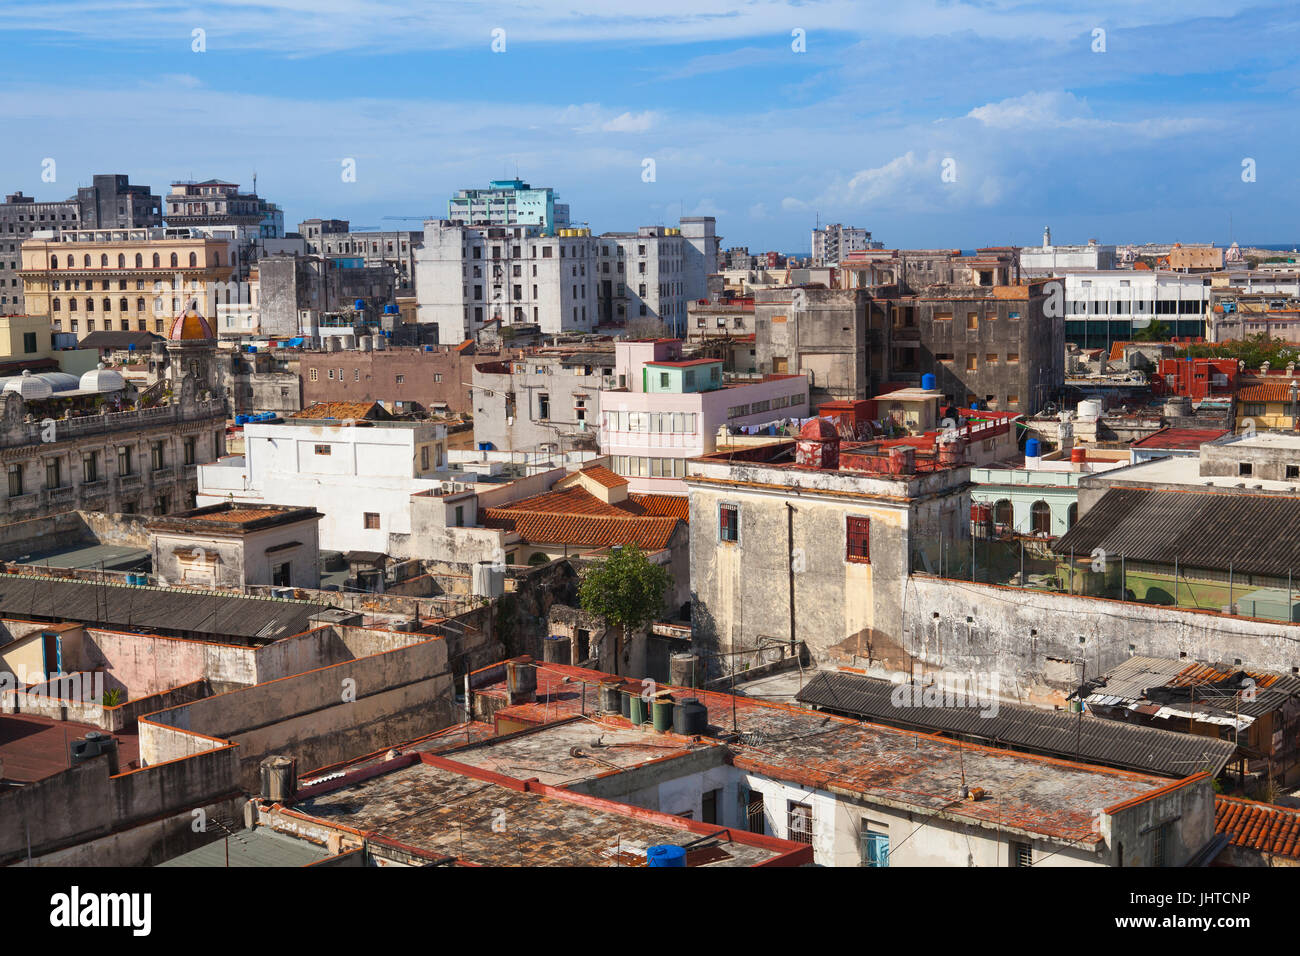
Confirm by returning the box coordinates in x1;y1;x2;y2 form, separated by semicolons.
424;345;434;352
235;414;248;425
353;299;365;311
921;373;937;390
1026;438;1042;458
647;845;686;868
384;304;398;314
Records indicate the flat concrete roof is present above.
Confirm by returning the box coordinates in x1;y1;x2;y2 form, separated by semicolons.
0;714;139;784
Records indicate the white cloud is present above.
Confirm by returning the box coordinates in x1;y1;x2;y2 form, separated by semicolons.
602;111;657;133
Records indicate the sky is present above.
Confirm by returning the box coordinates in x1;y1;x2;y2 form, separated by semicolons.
1;1;1298;252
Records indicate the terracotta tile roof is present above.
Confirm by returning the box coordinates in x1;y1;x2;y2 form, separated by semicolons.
292;401;387;421
482;511;681;551
1237;379;1300;402
629;493;690;521
495;486;632;517
196;507;297;524
1216;796;1300;859
580;465;628;489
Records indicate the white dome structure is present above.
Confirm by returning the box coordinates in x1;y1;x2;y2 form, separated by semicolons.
3;369;53;401
79;362;126;392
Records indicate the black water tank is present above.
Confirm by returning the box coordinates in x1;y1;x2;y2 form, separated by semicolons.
672;698;708;736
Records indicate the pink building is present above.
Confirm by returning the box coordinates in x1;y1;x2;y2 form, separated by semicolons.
600;339;809;494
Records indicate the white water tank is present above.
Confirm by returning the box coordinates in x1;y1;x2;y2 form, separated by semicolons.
1077;399;1103;420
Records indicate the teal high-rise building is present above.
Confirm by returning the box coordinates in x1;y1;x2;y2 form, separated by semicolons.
447;179;570;236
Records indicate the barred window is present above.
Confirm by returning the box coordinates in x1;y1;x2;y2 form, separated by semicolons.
846;516;870;563
720;504;739;542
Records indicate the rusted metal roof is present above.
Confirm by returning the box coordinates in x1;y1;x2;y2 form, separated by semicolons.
795;670;1235;779
1054;487;1300;577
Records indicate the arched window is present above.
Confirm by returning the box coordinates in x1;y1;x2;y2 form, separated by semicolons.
152;253;161;268
170;253;179;268
213;251;221;266
52;297;61;312
188;252;197;267
135;253;143;268
117;254;125;268
100;254;108;268
103;298;112;312
83;254;91;268
50;255;59;269
136;297;145;312
993;499;1013;528
1030;501;1051;535
69;298;78;311
85;298;94;312
1067;503;1078;530
119;298;128;312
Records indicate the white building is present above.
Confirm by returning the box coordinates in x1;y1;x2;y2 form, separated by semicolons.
811;223;876;267
196;417;449;554
1064;271;1211;348
415;218;718;344
1019;228;1116;275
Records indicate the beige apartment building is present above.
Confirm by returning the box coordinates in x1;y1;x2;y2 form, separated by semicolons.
19;228;235;342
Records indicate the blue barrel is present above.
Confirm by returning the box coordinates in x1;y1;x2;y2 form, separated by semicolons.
1026;438;1041;458
646;845;686;868
921;373;937;390
353;299;365;310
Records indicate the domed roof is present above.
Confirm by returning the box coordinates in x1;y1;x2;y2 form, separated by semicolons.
79;362;126;392
3;369;53;400
798;417;838;441
168;308;214;341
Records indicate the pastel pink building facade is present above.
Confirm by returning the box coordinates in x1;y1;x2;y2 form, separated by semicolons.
601;340;809;494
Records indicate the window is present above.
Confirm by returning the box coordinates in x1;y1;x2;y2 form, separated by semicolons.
363;512;380;529
421;446;429;470
934;311;952;322
702;788;720;826
118;446;133;476
396;374;405;385
1006;352;1020;363
1030;501;1051;534
272;562;291;587
1012;841;1033;867
787;801;813;845
965;354;978;371
744;789;765;834
936;352;954;363
45;457;62;489
1151;822;1171;867
1006;393;1020;407
454;505;465;527
1287;465;1300;480
985;353;998;365
151;441;165;471
538;392;550;419
1239;462;1253;477
82;452;99;483
7;464;22;498
720;504;739;542
861;825;890;867
967;312;978;330
846;516;870;563
183;437;196;466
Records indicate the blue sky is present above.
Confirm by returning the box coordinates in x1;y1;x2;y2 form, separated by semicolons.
2;1;1298;251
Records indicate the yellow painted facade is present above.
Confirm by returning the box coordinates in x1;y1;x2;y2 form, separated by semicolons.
20;232;235;342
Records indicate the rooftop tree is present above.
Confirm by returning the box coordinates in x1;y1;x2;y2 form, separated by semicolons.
578;544;672;675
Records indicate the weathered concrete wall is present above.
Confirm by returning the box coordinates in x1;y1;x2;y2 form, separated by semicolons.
140;638;457;790
15;794;247;867
1102;776;1215;867
0;744;240;864
897;575;1300;707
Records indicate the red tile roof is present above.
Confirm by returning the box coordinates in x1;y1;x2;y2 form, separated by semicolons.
1131;427;1230;450
482;511;681;551
1237;379;1300;402
629;493;690;520
495;486;631;517
645;359;720;368
1216;796;1300;859
580;465;627;489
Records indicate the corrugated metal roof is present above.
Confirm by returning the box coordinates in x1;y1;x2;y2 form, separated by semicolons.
795;670;1236;778
1053;487;1300;577
0;575;331;641
1084;655;1300;721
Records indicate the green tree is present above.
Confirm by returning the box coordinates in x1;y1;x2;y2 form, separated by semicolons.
1133;319;1170;342
578;544;672;674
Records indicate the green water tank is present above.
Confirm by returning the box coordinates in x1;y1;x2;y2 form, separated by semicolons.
629;694;647;725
